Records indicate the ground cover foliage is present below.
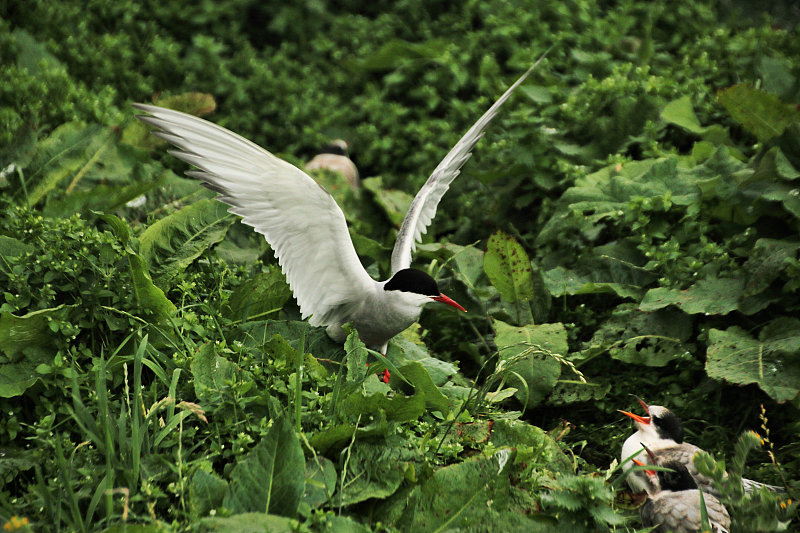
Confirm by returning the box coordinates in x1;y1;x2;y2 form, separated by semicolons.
1;0;799;531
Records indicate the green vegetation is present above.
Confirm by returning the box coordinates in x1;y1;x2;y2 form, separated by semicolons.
1;1;799;531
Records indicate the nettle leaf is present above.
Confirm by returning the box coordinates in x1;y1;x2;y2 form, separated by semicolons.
337;436;419;506
717;84;800;143
492;319;564;407
484;230;534;303
581;303;692;367
139;198;234;286
706;320;800;403
661;96;706;134
223;268;292;322
225;415;305;516
395;448;517;530
640;277;746;315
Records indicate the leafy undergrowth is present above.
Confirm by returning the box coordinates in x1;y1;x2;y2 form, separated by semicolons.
1;1;800;532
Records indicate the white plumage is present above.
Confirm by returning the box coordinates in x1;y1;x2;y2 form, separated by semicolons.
133;56;545;352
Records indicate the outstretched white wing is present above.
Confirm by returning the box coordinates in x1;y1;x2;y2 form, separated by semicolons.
390;56;547;274
133;103;375;325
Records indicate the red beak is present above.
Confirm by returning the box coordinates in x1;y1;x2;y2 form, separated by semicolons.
619;397;651;425
432;293;466;312
632;458;656;477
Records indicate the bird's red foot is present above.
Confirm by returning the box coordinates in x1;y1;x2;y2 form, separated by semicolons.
365;362;390;383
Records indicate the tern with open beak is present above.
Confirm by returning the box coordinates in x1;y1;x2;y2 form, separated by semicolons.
134;56;545;373
619;396;783;496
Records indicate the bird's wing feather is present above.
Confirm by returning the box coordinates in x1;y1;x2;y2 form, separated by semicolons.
390;54;547;274
133;103;375;325
655;444;719;495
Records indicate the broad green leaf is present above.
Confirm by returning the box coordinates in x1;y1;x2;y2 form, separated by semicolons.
581;304;692;367
25;122;109;206
490;419;571;472
753;147;800;182
362;177;414;227
189;468;228;516
661;96;706;134
538;157;701;245
706;321;800;403
190;343;237;404
339;386;425;424
224;268;292;322
492;319;564;407
0;236;34;274
548;380;612;406
344;327;369;383
13;28;60;73
127;253;177;324
349;38;450;71
541;238;656;299
640;277;745;315
94;211;131;247
742;239;800;297
317;516;371;533
398;361;450;414
484;230;534;303
717;84;800;142
391;337;458;386
225;415;305;516
235;320;342;361
0;306;64;358
197;513;297;533
139;199;234;285
302;456;337;509
309;424;360;455
336;437;422;506
0;307;69;397
396;448;516;530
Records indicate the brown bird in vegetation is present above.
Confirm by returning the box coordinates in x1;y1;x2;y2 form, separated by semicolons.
305;139;360;189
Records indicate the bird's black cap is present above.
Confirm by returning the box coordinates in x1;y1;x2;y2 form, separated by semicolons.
319;140;348;156
658;461;698;492
652;410;684;444
384;268;439;296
